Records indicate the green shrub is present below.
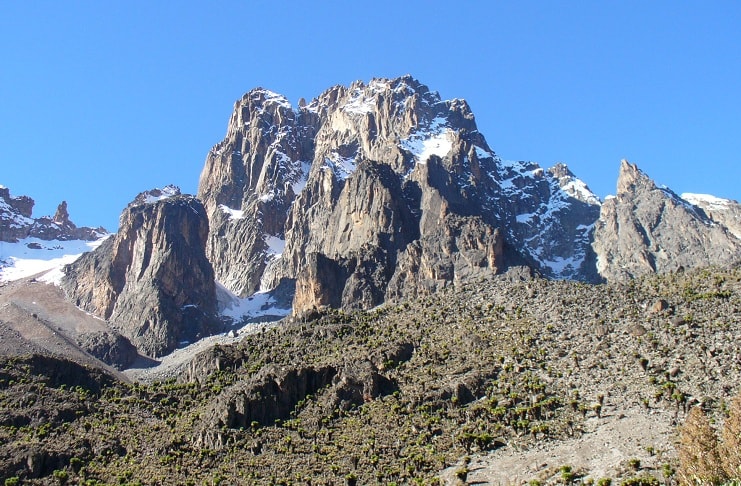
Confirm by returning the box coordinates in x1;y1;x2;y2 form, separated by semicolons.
619;477;659;486
53;469;69;484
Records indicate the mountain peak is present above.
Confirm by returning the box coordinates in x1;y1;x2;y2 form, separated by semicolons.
197;76;604;309
616;159;655;196
594;161;741;281
129;185;181;207
62;187;218;358
242;88;292;110
53;201;72;227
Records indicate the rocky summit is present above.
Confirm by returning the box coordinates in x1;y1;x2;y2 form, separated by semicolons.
4;76;741;360
593;160;741;281
198;76;603;314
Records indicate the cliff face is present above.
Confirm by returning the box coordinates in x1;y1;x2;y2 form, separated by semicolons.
198;76;601;313
592;160;741;281
61;187;220;357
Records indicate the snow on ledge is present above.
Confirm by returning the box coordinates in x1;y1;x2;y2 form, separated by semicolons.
560;178;601;206
400;129;454;164
323;152;358;181
682;193;736;212
218;204;244;220
264;235;285;256
143;185;180;204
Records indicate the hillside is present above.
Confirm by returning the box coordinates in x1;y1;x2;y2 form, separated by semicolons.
2;265;740;484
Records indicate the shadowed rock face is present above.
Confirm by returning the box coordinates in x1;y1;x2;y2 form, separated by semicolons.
198;76;602;312
592;160;741;281
61;188;220;357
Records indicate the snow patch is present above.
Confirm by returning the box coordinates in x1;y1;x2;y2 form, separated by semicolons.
216;281;291;322
682;193;736;212
538;255;581;274
291;161;312;195
0;235;110;283
218;205;244;220
323;152;357;181
368;78;391;91
560;178;601;206
264;235;285;256
400;120;454;164
0;197;35;229
343;88;376;114
474;146;494;161
144;185;180;204
254;89;292;110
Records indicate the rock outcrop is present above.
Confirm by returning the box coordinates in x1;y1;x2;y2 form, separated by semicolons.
196;360;399;449
592;160;741;281
198;76;602;313
76;331;138;370
60;187;221;357
0;186;106;242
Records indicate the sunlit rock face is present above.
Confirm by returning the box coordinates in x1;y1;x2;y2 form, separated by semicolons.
593;160;741;281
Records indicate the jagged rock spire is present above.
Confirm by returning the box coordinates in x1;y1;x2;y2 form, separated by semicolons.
593;161;741;281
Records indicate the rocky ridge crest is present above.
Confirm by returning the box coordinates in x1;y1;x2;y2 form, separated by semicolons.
0;185;106;242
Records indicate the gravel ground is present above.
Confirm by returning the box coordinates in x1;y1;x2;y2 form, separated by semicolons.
440;407;676;484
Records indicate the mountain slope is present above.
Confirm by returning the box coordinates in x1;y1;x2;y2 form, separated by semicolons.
682;192;741;239
2;266;740;484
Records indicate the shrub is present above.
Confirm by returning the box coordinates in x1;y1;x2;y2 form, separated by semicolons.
619;477;659;486
721;394;741;479
677;406;726;484
53;469;69;484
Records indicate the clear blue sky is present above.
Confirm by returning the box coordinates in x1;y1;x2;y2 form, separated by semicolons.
2;1;740;230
